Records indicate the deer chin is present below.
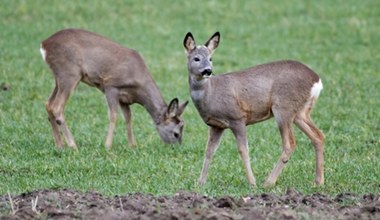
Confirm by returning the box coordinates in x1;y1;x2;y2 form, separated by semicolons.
202;74;212;79
198;73;212;80
192;74;210;82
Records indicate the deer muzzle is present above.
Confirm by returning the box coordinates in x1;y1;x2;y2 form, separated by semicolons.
201;69;213;77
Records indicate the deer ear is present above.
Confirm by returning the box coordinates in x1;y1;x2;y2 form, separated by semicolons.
205;32;220;53
167;98;179;118
176;100;189;116
184;32;196;53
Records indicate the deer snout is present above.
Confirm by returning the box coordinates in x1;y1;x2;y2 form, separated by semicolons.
201;68;213;77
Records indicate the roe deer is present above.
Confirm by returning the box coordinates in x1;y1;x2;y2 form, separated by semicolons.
40;28;188;149
183;32;324;187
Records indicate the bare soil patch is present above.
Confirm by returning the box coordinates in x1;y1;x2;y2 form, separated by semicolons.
1;189;379;219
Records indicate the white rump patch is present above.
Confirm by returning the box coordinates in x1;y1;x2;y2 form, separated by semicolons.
310;79;323;98
39;44;46;61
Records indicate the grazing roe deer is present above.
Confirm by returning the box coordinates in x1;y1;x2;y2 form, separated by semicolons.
40;28;188;149
183;32;325;187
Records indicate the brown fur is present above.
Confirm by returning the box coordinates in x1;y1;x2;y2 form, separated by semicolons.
184;32;324;187
41;29;188;149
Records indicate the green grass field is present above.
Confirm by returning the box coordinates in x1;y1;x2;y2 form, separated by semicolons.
0;0;379;197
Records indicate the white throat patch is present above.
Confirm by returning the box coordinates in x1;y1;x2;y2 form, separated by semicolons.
191;90;205;101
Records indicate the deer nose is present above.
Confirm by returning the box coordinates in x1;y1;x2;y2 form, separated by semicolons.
201;69;212;76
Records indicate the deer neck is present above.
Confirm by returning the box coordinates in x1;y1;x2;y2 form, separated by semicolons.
137;80;167;125
189;75;211;107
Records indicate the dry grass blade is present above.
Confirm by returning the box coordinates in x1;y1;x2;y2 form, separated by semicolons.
7;191;16;215
119;197;124;212
31;196;39;214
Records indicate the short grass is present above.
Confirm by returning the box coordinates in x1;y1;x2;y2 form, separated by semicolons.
0;0;379;197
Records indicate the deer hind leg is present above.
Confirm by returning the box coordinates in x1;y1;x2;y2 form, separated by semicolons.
104;88;119;149
119;102;136;147
231;123;256;186
295;105;325;186
46;75;80;149
265;110;296;187
46;82;63;148
199;126;224;185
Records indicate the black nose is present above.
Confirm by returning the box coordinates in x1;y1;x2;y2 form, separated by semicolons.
202;69;212;76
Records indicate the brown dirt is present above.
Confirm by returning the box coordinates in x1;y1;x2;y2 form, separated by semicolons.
1;189;379;219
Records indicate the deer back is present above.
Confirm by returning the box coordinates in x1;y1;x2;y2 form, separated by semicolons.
41;29;153;93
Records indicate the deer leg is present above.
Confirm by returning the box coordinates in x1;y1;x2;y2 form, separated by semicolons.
104;88;119;149
231;123;256;186
119;102;136;147
265;112;296;187
199;126;224;185
48;77;80;149
45;83;64;148
295;112;325;185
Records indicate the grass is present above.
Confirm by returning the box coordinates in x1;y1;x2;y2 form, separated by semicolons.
0;0;379;197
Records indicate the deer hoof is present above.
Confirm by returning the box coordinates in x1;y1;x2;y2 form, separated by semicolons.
315;178;324;186
198;178;206;186
263;181;276;188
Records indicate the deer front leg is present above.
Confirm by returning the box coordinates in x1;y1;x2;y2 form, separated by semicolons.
119;102;136;147
231;123;256;186
105;88;119;149
199;126;224;185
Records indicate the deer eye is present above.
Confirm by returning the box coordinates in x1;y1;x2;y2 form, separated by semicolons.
209;58;212;62
194;57;200;62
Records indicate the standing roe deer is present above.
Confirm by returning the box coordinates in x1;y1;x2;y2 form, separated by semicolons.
183;32;324;187
40;28;188;149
